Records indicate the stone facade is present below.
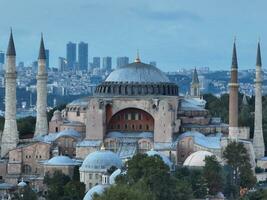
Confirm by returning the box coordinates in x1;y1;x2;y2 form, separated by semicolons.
1;54;18;158
35;58;48;136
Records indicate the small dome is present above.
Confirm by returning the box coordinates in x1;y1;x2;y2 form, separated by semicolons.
183;151;214;167
83;185;109;200
80;150;122;172
45;156;77;166
55;129;81;140
106;62;170;83
18;180;27;187
51;110;62;121
146;150;172;169
109;169;122;185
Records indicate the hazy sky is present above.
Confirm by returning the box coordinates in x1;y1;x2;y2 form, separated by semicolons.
0;0;266;71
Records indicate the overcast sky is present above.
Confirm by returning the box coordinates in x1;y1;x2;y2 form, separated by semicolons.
0;0;266;71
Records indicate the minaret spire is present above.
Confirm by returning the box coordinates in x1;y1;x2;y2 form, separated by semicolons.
228;40;239;140
253;41;265;159
1;30;18;157
190;68;200;97
6;28;16;56
134;49;141;63
38;33;46;60
34;34;48;137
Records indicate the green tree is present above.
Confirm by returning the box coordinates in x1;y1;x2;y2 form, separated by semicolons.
93;183;153;200
63;180;85;200
44;171;71;200
13;185;38;200
203;155;225;195
223;141;256;198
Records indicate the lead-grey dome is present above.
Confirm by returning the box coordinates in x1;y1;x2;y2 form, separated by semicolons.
95;61;179;96
106;62;170;83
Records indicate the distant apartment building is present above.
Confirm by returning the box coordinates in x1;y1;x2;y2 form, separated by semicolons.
45;49;49;69
116;57;129;68
58;57;67;72
102;57;112;71
78;42;88;71
93;57;101;68
0;51;4;64
66;42;76;70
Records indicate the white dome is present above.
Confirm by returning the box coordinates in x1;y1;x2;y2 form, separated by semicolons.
146;150;172;169
183;151;214;167
18;181;27;187
80;150;122;172
45;156;77;166
83;185;109;200
105;62;170;83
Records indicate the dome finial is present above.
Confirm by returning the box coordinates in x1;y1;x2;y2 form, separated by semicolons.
100;143;106;151
135;49;141;63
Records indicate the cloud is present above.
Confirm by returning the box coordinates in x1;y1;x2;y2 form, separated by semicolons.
131;7;201;22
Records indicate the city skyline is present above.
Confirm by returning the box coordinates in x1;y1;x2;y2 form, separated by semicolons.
0;0;266;71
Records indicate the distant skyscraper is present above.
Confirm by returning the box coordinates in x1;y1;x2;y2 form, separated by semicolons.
117;57;129;68
93;57;100;68
0;51;4;64
103;57;112;71
66;42;76;70
78;42;88;71
45;49;49;69
58;57;67;72
149;61;156;67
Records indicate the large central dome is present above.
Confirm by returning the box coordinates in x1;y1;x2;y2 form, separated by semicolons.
95;59;179;96
105;62;170;83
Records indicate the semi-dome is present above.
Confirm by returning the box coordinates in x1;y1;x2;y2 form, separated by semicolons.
55;129;81;140
146;150;172;169
95;60;178;96
183;151;215;167
80;150;122;172
45;156;78;166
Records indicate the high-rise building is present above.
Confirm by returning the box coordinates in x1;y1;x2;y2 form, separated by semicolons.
116;57;129;68
103;57;112;71
45;49;49;69
0;51;4;64
93;57;100;68
78;42;88;71
58;57;67;72
66;42;76;70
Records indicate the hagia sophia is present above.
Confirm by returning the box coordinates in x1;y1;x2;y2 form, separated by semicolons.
0;31;266;199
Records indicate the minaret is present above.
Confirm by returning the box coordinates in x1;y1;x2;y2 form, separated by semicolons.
34;34;48;137
253;42;265;159
190;68;200;97
228;40;239;140
1;30;18;157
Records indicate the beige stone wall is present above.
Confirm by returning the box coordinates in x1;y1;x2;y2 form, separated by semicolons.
56;137;77;157
0;161;7;181
44;165;75;178
85;96;180;143
60;124;86;133
66;110;87;123
80;171;103;191
49;120;63;133
7;142;50;176
76;146;98;160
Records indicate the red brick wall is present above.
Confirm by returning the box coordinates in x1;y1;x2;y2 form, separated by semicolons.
107;108;154;132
